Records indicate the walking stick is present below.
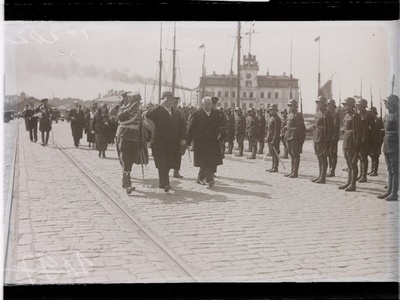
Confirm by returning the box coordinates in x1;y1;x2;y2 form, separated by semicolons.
273;146;286;169
260;148;269;166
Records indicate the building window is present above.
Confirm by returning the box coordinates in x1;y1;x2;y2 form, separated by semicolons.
249;103;253;108
231;103;235;109
218;102;221;107
218;91;222;97
224;102;228;108
261;92;264;98
245;81;252;87
225;91;229;97
275;92;279;99
268;92;271;99
242;103;247;110
243;92;247;98
232;91;236;98
249;92;254;98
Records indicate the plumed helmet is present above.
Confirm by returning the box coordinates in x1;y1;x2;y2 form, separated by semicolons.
327;99;336;107
342;97;356;107
287;99;298;107
383;94;399;107
316;96;327;104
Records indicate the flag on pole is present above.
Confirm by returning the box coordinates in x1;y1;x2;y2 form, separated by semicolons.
318;79;332;99
314;36;320;42
199;44;205;49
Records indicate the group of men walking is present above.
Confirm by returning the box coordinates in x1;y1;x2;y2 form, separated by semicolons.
21;91;398;201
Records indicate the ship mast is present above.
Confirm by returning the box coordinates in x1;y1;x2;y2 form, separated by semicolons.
158;22;163;103
172;22;177;96
236;21;241;108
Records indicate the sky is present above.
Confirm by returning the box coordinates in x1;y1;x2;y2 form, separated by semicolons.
3;21;399;113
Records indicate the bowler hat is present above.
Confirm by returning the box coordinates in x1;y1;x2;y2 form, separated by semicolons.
161;91;173;99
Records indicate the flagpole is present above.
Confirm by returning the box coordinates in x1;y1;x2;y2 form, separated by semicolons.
318;36;321;96
370;77;373;108
237;21;241;108
379;86;382;118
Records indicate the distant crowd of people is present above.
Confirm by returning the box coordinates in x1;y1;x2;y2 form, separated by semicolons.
22;92;399;201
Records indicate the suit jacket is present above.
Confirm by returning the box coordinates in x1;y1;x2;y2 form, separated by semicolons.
187;108;223;168
68;107;85;130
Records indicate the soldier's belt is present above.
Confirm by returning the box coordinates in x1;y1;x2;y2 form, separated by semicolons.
344;130;354;133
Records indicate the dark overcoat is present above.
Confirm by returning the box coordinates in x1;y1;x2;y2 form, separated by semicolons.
68;107;85;139
186;108;223;168
146;105;186;170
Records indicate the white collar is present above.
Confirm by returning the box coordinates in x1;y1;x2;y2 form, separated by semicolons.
203;108;211;116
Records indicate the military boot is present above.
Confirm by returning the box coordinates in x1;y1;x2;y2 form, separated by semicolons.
284;160;294;177
339;169;352;190
316;158;328;184
358;160;368;182
269;156;278;172
378;173;392;199
226;142;233;154
122;171;135;194
386;172;399;201
345;168;357;192
289;158;299;178
312;159;322;182
326;157;337;177
370;159;378;176
258;141;264;154
245;141;251;152
235;143;244;157
248;144;257;159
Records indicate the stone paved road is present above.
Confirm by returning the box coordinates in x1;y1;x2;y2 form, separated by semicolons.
5;120;399;284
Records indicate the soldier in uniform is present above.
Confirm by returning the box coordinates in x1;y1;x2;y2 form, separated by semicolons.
224;107;235;154
326;99;341;177
265;104;282;172
114;92;148;194
171;96;187;179
234;107;246;157
338;97;362;192
35;98;53;146
256;108;266;154
311;96;334;184
378;94;399;201
280;108;289;159
264;105;272;156
245;107;260;159
284;99;306;178
367;107;384;176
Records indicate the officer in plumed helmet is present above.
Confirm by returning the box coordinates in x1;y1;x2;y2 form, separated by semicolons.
311;96;334;184
326;99;341;177
284;99;306;178
338;97;362;192
378;94;399;201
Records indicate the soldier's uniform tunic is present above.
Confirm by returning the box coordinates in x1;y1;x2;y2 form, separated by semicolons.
280;114;288;159
368;111;384;176
266;114;282;171
224;111;235;154
327;108;341;176
257;112;266;154
356;109;374;182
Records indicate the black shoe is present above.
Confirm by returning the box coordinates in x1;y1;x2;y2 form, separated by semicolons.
378;192;391;199
173;171;183;178
247;156;256;159
34;140;37;143
208;180;215;188
235;154;243;157
164;185;171;192
269;169;278;173
102;153;106;158
125;186;135;194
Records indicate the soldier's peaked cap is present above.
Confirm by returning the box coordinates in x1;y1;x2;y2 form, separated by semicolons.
342;97;356;107
287;99;298;107
383;94;399;106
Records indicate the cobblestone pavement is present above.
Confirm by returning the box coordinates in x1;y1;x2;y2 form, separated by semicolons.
5;120;399;284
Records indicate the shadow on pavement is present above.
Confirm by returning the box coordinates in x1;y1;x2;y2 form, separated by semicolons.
217;176;271;186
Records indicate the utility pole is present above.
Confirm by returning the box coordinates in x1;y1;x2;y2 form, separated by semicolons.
158;22;163;103
236;21;241;108
171;22;177;96
391;74;395;94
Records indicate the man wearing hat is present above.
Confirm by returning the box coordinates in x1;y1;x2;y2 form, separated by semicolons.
171;95;187;179
280;108;289;159
35;98;53;146
326;99;341;177
212;97;227;162
265;104;282;172
186;96;223;187
338;97;363;192
256;108;267;154
67;100;85;148
85;102;97;149
311;96;334;184
245;107;260;159
378;94;399;201
146;91;187;192
284;99;306;178
115;92;148;194
234;107;246;157
355;98;374;182
367;106;384;176
22;101;39;142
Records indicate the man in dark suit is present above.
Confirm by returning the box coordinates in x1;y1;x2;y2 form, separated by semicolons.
68;101;85;148
171;96;187;179
186;96;223;188
22;101;39;142
146;91;187;192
